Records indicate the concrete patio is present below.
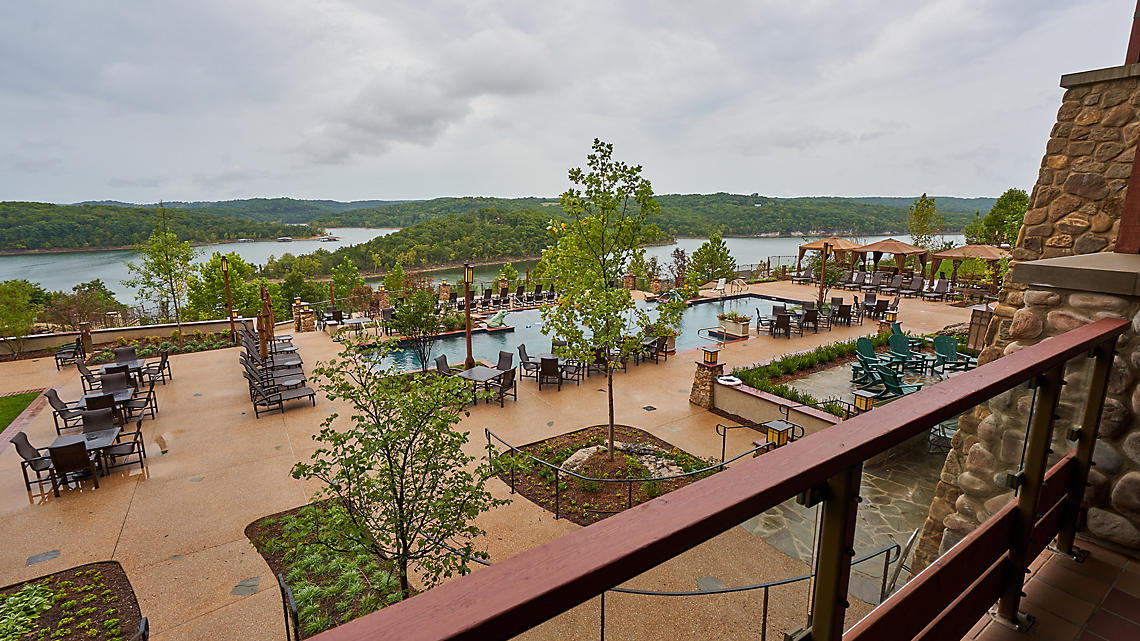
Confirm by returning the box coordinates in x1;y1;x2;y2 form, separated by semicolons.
0;281;974;640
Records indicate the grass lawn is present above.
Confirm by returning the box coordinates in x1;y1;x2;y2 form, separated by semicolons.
0;391;40;431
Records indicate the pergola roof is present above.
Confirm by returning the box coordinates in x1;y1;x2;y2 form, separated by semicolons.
798;237;863;252
852;238;927;255
931;244;1011;261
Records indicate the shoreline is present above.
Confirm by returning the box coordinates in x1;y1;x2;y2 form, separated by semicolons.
0;234;329;256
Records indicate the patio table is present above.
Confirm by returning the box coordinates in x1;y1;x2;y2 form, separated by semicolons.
98;359;146;375
77;388;135;408
50;427;121;476
456;365;504;405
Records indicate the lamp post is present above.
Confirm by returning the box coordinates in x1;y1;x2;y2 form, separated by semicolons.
463;263;475;369
817;241;831;307
221;255;235;344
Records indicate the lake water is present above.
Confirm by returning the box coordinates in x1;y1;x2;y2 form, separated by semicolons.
0;229;963;304
0;227;396;301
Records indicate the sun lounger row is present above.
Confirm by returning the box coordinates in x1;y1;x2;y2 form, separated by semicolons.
239;326;316;418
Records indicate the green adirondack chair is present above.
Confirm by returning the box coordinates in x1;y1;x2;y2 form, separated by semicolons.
888;333;936;374
890;323;924;350
852;353;887;389
876;365;923;400
933;336;977;375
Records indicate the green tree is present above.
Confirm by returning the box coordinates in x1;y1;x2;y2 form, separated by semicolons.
383;262;407;292
497;262;519;284
686;233;737;286
540;139;684;459
186;252;260;321
390;288;445;371
0;280;40;357
291;337;505;599
963;211;987;244
123;217;197;328
984;188;1029;245
906;193;945;251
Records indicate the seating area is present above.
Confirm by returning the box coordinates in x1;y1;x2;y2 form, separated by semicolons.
239;325;316;417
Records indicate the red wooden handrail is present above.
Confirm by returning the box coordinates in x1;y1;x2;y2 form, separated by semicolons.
310;318;1128;641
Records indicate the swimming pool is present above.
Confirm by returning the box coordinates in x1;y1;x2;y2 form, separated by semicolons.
377;294;798;371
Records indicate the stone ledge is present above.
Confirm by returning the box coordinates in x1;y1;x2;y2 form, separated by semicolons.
1012;252;1140;296
1061;63;1140;88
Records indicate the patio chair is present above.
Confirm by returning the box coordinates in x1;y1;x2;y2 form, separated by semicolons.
479;289;493;310
855;337;880;363
77;362;102;394
842;272;866;290
435;355;453;377
888;295;900;311
486;368;517;407
113;346;138;363
45;389;83;434
933;336;977;376
139;351;172;385
712;278;727;295
830;296;844;307
551;339;567;355
538;357;562;391
791;267;813;284
879;275;905;295
249;379;317;418
923;279;950;301
803;300;817;311
517;344;539;379
835;272;852;289
81;408;116;433
103;418;147;471
770;313;795;339
928;419;956;454
48;441;101;497
755;307;771;332
495;350;513;372
796;309;820;333
817;306;833;330
644;336;669;363
124;380;158;421
891;323;924;350
851;353;887;389
588;347;610;377
901;277;925;298
100;372;131;393
527;284;542;305
833;304;853;327
55;338;85;370
868;299;890;320
13;432;53;491
876;365;923;400
861;272;885;292
561;359;584;385
888;333;936;374
512;285;525;307
104;363;130;377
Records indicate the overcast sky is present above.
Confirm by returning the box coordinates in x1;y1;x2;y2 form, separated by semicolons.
1;1;1134;204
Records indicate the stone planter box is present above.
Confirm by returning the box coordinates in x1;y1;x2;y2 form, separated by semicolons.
718;319;751;337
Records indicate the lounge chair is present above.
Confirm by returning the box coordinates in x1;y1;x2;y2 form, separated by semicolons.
879;275;905;295
842;272;866;290
901;277;925;298
44;389;83;434
538;357;562;391
877;366;923;400
54;338;85;370
835;272;852;289
923;279;950;301
526;284;542;305
487;368;517;406
435;355;453;377
791;267;814;284
511;285;525;307
851;352;885;389
887;333;936;374
48;442;100;497
249;379;317;418
933;336;977;376
13;432;54;491
479;289;493;310
861;272;885;292
712;278;727;296
517;344;539;379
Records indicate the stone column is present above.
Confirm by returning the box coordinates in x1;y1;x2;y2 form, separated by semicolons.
298;308;316;333
438;281;451;302
689;361;724;408
623;274;636;290
78;322;93;355
376;289;390;309
650;277;663;294
292;303;303;332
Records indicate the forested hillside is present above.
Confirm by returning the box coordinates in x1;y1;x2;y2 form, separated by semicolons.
312;197;557;228
261;208;558;277
78;197;406;224
0;202;324;250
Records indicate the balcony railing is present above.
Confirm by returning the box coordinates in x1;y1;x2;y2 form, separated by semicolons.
310;317;1128;641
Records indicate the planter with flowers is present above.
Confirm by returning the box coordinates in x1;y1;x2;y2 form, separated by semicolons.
717;311;752;338
645;322;679;353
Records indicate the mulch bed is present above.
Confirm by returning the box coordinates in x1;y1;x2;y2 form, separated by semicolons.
497;424;716;527
0;561;143;641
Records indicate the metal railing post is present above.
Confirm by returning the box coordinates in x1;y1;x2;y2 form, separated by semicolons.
1056;340;1117;556
807;463;863;641
996;365;1065;628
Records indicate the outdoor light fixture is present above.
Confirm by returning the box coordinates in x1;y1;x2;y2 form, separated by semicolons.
221;256;234;343
702;347;719;365
853;390;876;413
765;420;793;448
883;309;898;323
463;263;475;369
464;263;474;284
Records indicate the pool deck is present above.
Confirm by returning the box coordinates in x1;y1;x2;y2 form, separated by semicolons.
0;281;974;640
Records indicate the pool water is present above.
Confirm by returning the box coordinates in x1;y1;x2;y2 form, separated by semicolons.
377;294;796;371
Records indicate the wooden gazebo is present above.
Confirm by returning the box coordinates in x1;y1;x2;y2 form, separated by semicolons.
931;244;1011;285
796;237;863;272
852;238;929;273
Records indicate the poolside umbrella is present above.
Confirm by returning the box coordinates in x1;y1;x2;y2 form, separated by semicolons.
852;238;928;273
257;284;275;360
796;237;862;272
931;244;1010;285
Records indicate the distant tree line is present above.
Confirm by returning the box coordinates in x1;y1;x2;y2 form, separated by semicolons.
0;202;324;250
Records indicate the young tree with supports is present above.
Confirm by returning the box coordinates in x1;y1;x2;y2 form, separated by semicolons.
124;211;196;329
291;338;505;600
539;139;684;460
906;193;946;251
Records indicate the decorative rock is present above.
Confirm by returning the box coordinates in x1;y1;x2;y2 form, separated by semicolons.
1087;507;1140;547
983;493;1013;516
1007;291;1024;307
1041;247;1074;259
1064;172;1110;200
1056;215;1091;234
1086;469;1110;506
978;346;1004;366
1108;357;1134;396
1074;234;1111;254
1046;310;1092;333
1048;194;1082;220
1095;142;1125;162
1090;213;1114;232
965;443;996;477
1124;431;1140;466
1045;155;1069;169
1107;162;1133;179
1003;341;1026;356
1057;102;1080;120
1000;430;1026;464
1102;104;1135;127
939;529;964;556
1070;292;1129;312
957;471;994;497
1024;208;1048;225
1101;89;1129;107
1045;234;1073;248
1099;398;1131;439
1075;108;1103;126
930;496;954;523
1067;140;1096;156
1110;472;1140;521
1009;308;1043;340
944;513;978;534
1093;440;1123;474
1024;290;1061;306
954;494;984;521
1025;223;1053;237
